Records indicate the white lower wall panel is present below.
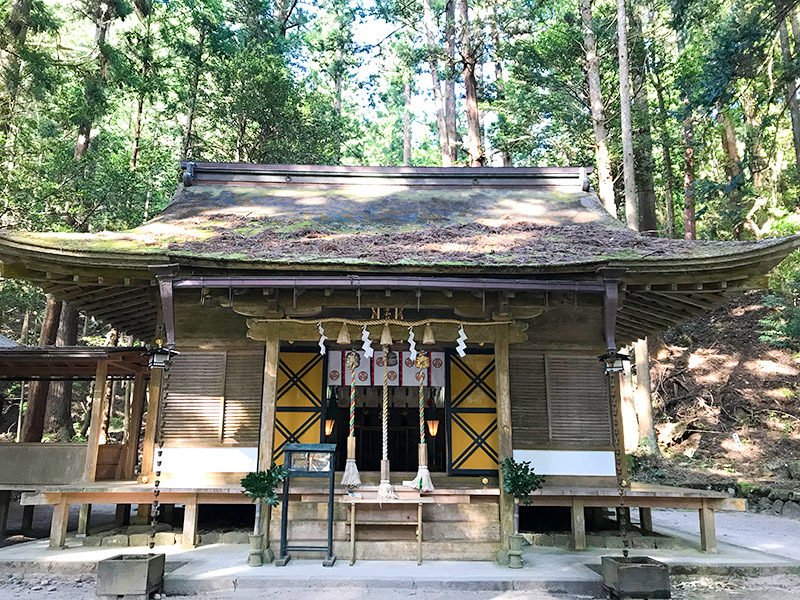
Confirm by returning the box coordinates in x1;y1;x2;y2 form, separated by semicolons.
157;447;258;474
512;449;616;476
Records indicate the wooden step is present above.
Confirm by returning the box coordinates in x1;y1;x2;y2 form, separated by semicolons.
270;540;499;562
268;518;499;543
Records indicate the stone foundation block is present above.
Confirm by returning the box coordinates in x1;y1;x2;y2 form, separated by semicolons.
101;535;129;547
221;531;249;544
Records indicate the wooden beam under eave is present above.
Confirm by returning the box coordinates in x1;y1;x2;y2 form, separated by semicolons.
626;292;710;318
617;305;677;329
623;296;695;323
247;320;528;345
83;359;109;483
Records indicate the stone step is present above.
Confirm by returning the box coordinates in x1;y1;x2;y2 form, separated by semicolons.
268;540;499;562
272;499;499;523
268;518;499;543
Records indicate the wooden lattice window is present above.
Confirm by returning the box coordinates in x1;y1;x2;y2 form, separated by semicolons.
161;349;264;445
510;350;612;449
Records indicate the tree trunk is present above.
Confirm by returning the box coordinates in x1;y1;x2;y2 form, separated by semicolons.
617;0;638;230
490;10;512;166
181;28;206;160
718;109;745;239
457;0;484;166
45;304;78;442
652;66;676;238
682;100;696;239
780;19;800;174
421;0;450;166
629;11;658;234
444;0;458;163
0;0;32;149
580;0;616;216
21;294;62;442
403;76;412;166
74;2;114;160
130;94;145;170
20;309;30;344
633;338;659;455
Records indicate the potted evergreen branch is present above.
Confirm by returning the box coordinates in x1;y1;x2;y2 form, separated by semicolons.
241;464;287;566
500;456;545;568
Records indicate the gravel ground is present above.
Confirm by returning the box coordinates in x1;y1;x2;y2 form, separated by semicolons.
3;575;800;600
650;508;800;561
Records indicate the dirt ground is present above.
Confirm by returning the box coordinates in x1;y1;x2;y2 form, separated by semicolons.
638;291;800;487
2;574;800;600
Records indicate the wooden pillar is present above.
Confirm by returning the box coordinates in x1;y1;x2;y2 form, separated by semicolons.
84;359;109;483
77;504;91;536
610;372;629;483
77;358;108;536
140;368;163;482
121;369;147;480
570;499;586;550
181;494;198;549
21;506;34;532
699;500;717;553
49;496;69;549
494;323;514;564
639;507;653;533
0;491;10;537
258;324;280;553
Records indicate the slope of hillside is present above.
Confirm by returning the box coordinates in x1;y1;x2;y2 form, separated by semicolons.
643;291;800;486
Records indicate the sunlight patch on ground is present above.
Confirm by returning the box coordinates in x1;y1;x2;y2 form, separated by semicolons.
743;359;798;376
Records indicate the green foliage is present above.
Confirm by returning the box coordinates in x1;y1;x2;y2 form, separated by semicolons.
499;456;544;504
241;464;288;507
759;266;800;348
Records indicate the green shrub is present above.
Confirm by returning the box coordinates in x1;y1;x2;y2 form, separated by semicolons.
499;456;545;504
241;464;288;507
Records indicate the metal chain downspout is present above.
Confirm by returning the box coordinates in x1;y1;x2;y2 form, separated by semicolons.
148;362;169;552
605;355;630;558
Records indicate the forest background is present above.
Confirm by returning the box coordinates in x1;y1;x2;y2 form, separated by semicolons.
1;0;800;445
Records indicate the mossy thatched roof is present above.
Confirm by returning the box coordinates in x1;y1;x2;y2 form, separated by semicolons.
1;163;798;275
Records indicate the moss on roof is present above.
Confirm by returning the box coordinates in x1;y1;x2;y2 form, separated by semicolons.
1;181;798;270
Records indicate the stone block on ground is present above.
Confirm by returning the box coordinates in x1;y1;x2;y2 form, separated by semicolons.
100;534;129;547
200;532;222;545
128;533;151;547
153;532;176;546
126;523;172;535
529;533;553;547
586;535;605;548
221;531;249;544
772;499;785;515
782;501;800;520
552;533;570;547
82;536;102;547
631;537;655;549
757;497;772;512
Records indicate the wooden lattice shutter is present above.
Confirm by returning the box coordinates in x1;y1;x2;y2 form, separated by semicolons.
273;350;325;463
162;352;226;444
509;349;549;448
544;355;612;447
447;351;499;475
222;350;265;444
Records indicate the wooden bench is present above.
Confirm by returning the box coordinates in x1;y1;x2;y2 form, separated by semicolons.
527;482;746;553
339;495;436;565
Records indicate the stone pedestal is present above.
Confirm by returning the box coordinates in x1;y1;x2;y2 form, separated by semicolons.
601;556;670;599
508;534;524;569
248;534;263;567
96;553;165;600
